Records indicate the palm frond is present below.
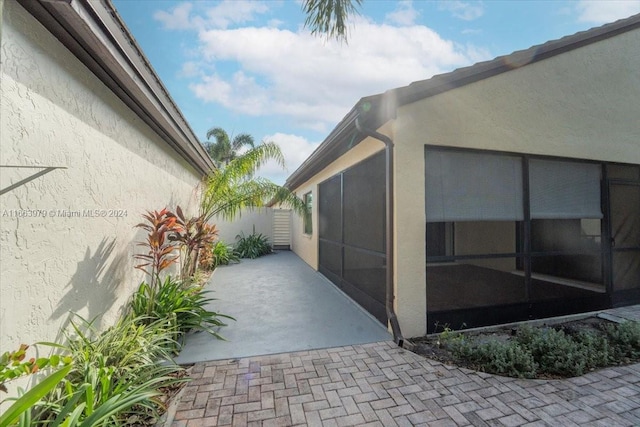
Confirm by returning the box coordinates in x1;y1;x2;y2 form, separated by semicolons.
200;141;305;222
231;133;255;151
302;0;362;42
206;127;229;144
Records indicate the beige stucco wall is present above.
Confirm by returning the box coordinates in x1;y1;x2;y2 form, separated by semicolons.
394;26;640;336
0;0;202;354
398;30;640;162
290;139;385;269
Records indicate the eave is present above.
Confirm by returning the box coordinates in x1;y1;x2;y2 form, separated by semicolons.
17;0;215;176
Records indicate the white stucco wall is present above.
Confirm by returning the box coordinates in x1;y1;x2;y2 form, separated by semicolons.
212;208;274;247
393;25;640;337
0;1;202;353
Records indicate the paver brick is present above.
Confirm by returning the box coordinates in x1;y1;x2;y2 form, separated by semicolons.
302;399;330;411
169;340;640;427
318;405;348;420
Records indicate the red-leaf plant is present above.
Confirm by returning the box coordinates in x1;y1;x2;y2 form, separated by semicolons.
134;209;180;299
169;206;219;281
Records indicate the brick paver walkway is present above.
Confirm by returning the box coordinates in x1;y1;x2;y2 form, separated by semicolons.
171;341;640;426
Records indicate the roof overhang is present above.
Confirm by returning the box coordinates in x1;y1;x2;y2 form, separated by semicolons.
285;13;640;191
17;0;215;176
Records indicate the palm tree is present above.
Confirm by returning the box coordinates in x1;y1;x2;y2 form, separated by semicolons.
302;0;363;42
204;127;255;167
200;141;307;223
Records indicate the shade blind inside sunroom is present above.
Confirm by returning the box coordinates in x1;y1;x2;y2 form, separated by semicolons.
529;159;602;219
425;150;524;222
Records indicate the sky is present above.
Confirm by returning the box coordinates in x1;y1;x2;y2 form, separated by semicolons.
112;0;640;184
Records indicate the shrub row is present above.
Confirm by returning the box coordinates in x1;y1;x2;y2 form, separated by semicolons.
444;321;640;379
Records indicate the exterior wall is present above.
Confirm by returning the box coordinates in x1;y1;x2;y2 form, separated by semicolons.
0;1;202;351
392;119;428;338
290;139;385;270
212;208;274;247
398;31;640;162
394;27;640;337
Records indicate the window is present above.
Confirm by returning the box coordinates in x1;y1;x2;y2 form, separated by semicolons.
303;192;313;235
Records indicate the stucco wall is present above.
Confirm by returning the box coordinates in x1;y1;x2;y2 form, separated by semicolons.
212;208;274;247
398;30;640;162
0;1;202;352
290;139;385;270
393;26;640;336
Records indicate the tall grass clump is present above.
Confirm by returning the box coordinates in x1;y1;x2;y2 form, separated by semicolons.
30;314;185;426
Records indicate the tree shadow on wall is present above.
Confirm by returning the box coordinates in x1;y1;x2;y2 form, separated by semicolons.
50;238;127;332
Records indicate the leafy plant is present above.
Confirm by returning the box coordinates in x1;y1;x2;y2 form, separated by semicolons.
1;345;71;392
134;209;180;293
31;314;184;426
0;364;72;427
200;141;307;222
234;229;272;259
200;241;239;270
440;321;640;379
169;206;219;280
0;344;73;427
462;340;537;379
604;320;640;359
129;276;234;348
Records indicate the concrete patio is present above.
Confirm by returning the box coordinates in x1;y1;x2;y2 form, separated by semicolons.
175;251;390;364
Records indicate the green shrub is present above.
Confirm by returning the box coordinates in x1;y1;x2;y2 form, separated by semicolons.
234;230;272;259
451;339;537;379
129;276;234;348
443;321;636;379
605;320;640;359
520;327;590;376
484;341;537;379
31;314;184;426
575;330;612;368
212;241;239;267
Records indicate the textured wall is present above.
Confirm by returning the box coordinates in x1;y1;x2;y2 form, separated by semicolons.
0;1;202;350
212;208;274;247
398;29;640;162
394;25;640;337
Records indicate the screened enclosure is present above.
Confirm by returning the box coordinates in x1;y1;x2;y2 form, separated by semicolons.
318;152;387;323
425;147;639;332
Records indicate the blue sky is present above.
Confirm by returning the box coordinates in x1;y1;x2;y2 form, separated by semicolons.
113;0;640;184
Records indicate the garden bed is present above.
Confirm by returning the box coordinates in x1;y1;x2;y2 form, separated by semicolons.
409;316;640;379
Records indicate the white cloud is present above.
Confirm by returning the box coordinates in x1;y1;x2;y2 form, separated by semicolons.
439;1;485;21
385;1;419;26
154;1;269;31
179;61;201;78
185;19;490;131
576;0;640;24
255;133;321;184
154;2;193;30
